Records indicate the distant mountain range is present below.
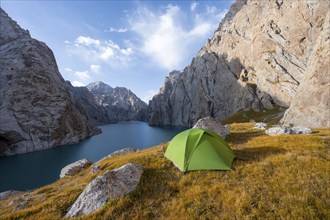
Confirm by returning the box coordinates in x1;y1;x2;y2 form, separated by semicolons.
85;81;147;123
67;81;148;126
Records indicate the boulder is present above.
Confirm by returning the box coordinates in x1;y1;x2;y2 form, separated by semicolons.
193;117;230;139
265;127;289;136
253;122;268;130
0;190;21;201
65;163;143;217
266;126;312;136
107;147;138;158
60;158;92;178
290;126;312;134
91;147;138;173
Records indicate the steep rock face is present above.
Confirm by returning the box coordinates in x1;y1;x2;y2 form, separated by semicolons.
148;0;329;127
148;71;181;125
281;11;330;128
149;47;275;127
0;9;100;155
87;81;148;121
66;81;117;125
201;0;328;107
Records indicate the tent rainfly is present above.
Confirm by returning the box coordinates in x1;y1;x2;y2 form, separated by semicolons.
165;128;235;172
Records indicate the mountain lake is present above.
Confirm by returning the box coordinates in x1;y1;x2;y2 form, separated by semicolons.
0;121;185;192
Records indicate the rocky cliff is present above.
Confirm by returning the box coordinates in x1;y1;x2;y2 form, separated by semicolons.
87;81;148;121
66;82;117;125
280;10;330;127
148;0;329;128
0;8;100;155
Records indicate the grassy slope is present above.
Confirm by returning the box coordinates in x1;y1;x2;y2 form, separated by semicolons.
221;105;287;125
0;123;329;219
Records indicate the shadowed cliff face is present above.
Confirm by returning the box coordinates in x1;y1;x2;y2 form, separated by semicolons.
0;8;100;155
148;0;330;128
148;53;275;127
66;81;118;125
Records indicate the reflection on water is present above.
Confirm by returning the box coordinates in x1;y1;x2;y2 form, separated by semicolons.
0;121;185;191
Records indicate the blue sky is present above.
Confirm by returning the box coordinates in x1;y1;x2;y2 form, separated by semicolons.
1;0;233;102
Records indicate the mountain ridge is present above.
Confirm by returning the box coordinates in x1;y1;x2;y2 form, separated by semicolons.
86;81;148;122
0;8;100;155
148;0;330;128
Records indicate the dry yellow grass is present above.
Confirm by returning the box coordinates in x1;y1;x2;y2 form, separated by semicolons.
0;123;329;219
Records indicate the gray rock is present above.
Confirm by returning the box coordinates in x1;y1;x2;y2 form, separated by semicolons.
193;117;230;139
92;147;138;173
0;190;21;201
254;122;268;130
107;147;138;158
60;159;92;178
91;164;102;174
66;81;117;125
148;0;329;128
290;126;312;134
86;81;148;122
265;127;289;136
95;147;137;164
65;163;143;217
281;10;330;128
0;9;100;155
148;56;272;127
265;126;312;136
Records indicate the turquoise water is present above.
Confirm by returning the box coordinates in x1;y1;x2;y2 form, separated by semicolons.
0;121;185;191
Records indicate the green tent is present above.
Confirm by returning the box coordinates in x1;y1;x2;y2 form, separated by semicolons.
165;128;235;172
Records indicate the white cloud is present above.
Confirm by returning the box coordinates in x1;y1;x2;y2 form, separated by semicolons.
90;64;101;73
128;4;226;70
216;9;228;21
65;67;73;72
190;2;199;11
76;36;100;47
105;27;128;33
189;23;212;37
100;47;114;60
68;36;134;67
120;48;133;56
66;68;92;86
206;5;217;15
75;71;90;79
128;5;187;70
72;81;86;87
